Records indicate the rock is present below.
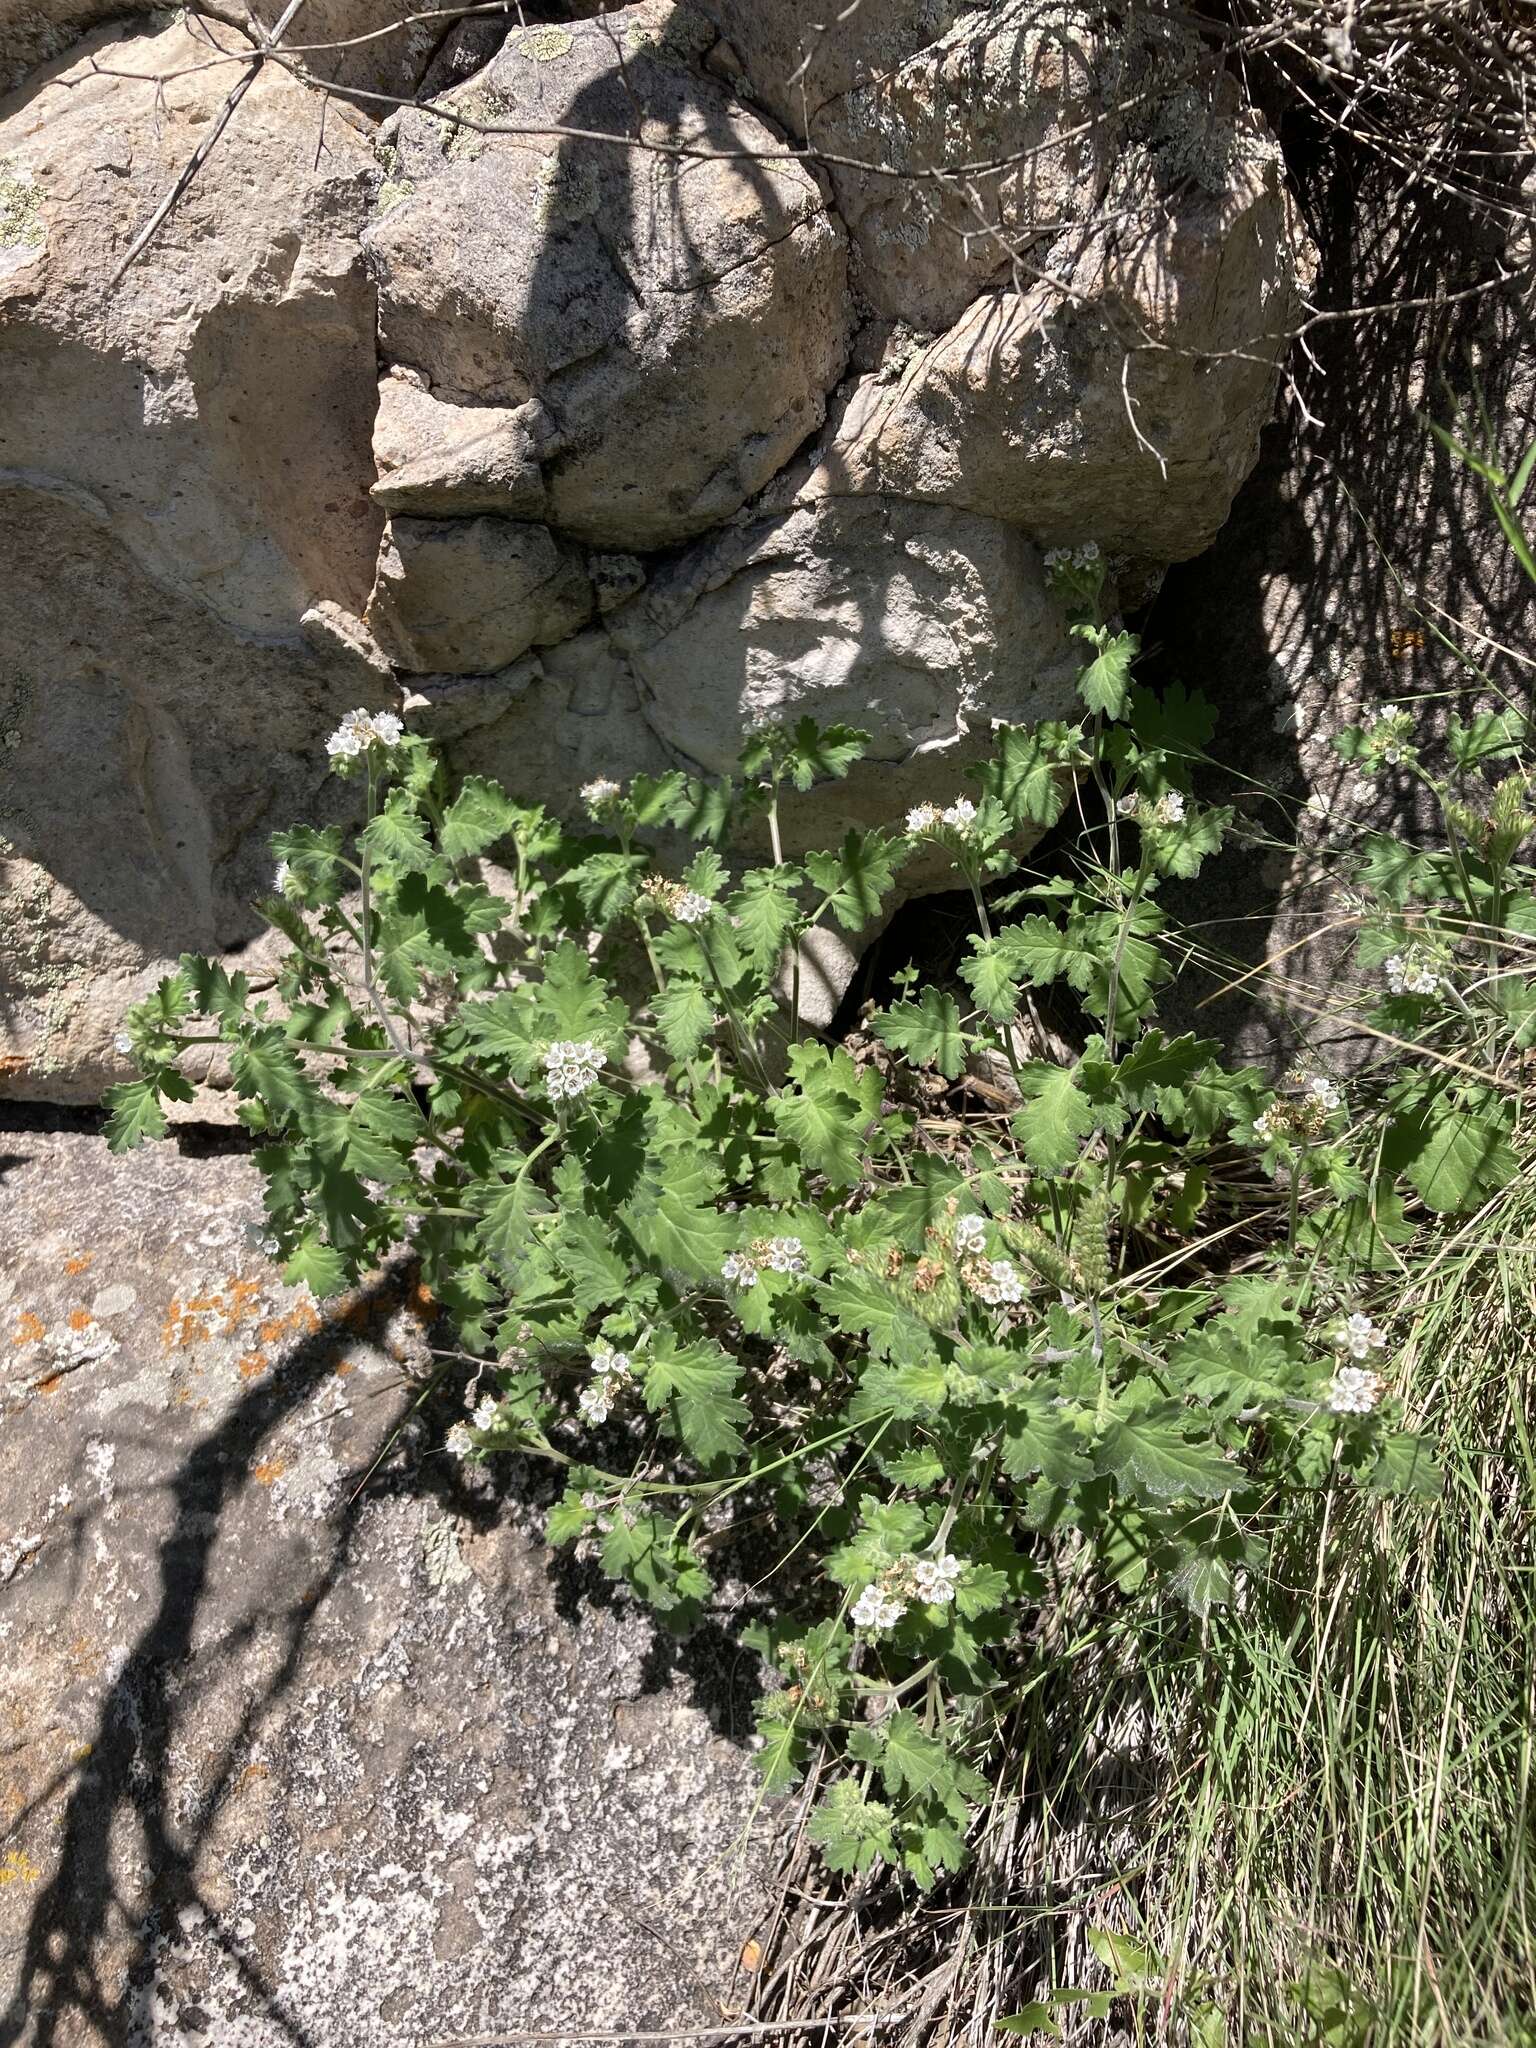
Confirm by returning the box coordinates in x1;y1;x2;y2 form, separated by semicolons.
362;0;852;548
608;496;1082;839
0;0;478;102
0;1127;773;2042
370;370;553;519
366;516;596;673
0;19;392;1097
0;477;381;1103
796;126;1304;561
0;16;382;636
694;0;969;141
808;3;1112;332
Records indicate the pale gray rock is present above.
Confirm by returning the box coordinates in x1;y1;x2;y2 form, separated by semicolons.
610;495;1082;833
366;515;596;673
362;0;853;548
795;128;1304;561
0;1127;773;2044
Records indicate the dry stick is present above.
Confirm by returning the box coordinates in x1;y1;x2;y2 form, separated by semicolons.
109;0;310;286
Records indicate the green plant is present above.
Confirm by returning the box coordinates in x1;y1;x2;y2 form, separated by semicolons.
113;555;1465;1893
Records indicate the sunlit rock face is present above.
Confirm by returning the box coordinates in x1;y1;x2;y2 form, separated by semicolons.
0;0;1305;1096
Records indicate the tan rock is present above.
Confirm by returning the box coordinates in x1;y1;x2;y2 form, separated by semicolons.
366;516;596;673
796;127;1303;561
813;3;1112;332
370;370;553;519
0;16;382;634
0;476;382;1102
362;0;852;548
693;0;968;141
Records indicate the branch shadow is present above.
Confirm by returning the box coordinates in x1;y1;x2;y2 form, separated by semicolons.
0;1269;404;2048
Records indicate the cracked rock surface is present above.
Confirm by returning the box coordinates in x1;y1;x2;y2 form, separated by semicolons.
0;1127;773;2043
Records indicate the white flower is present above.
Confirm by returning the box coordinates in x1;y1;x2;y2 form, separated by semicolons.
1325;1365;1383;1415
911;1552;963;1605
1385;953;1439;997
721;1252;758;1289
1044;541;1101;573
1252;1106;1282;1144
851;1583;907;1632
591;1345;633;1378
274;860;292;896
974;1257;1024;1307
1338;1311;1388;1360
446;1422;475;1459
673;889;713;924
472;1395;501;1430
113;1030;134;1056
1307;1075;1343;1114
765;1235;805;1275
1156;790;1187;824
942;796;978;831
542;1038;605;1100
906;803;941;833
582;777;623;813
1116;793;1141;818
953;1213;987;1255
578;1381;613;1425
325;707;405;760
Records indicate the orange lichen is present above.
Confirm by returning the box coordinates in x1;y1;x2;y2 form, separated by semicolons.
0;1848;41;1888
63;1254;93;1276
237;1351;269;1380
333;1359;355;1378
220;1275;263;1330
253;1458;287;1487
66;1308;93;1333
34;1374;64;1396
11;1312;44;1347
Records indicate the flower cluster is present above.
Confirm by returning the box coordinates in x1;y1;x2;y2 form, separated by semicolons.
113;1030;134;1056
851;1550;966;1634
1336;1311;1387;1360
1385;951;1439;997
967;1255;1025;1307
851;1582;907;1632
1358;705;1416;772
639;876;714;924
325;707;405;761
722;1235;806;1290
1043;541;1102;574
274;860;294;897
1325;1364;1384;1415
905;796;978;836
542;1039;606;1100
1118;790;1187;825
952;1213;988;1256
581;776;624;818
578;1343;634;1425
1253;1073;1345;1146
